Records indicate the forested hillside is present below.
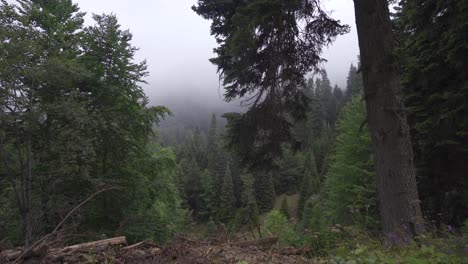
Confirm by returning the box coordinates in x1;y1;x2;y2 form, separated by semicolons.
1;0;467;263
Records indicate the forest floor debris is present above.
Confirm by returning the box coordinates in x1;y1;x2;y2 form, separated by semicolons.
0;236;322;264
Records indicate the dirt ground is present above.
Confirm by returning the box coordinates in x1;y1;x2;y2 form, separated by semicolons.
1;237;325;264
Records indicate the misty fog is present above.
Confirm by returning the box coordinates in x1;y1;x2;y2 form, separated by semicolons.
74;0;359;109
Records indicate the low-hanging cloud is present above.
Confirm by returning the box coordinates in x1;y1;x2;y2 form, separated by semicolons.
74;0;359;107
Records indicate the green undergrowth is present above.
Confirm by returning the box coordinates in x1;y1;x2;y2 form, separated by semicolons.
189;211;467;264
330;227;467;263
261;211;468;263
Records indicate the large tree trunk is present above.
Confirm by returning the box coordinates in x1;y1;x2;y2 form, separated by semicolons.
352;0;423;235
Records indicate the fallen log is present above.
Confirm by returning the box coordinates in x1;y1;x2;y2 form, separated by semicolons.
12;187;119;264
122;240;159;251
54;236;127;253
230;237;278;248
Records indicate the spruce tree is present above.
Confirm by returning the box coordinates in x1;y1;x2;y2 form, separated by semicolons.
306;78;325;140
219;164;236;222
396;0;468;226
333;84;344;111
190;128;207;167
0;2;177;243
299;195;322;231
298;150;319;217
275;148;303;195
254;172;276;213
193;0;349;166
233;174;260;233
199;169;216;220
323;97;378;229
176;157;204;220
353;0;424;235
206;113;219;172
344;60;363;102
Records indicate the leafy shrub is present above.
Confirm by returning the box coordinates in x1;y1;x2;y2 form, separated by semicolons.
301;224;359;257
263;210;300;246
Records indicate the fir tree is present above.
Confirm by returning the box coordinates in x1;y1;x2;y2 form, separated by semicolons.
193;0;348;166
233;174;260;234
323;97;378;230
396;0;468;226
198;169;216;221
274;148;303;195
206;113;219;172
299;195;323;231
0;2;178;243
177;157;204;220
254;172;276;213
353;0;424;235
298;150;319;217
312;126;335;177
344;60;363;102
219;164;236;222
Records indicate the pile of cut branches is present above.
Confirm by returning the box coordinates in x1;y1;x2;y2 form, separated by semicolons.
0;236;316;264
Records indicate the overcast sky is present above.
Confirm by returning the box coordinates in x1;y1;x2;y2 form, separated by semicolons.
74;0;359;105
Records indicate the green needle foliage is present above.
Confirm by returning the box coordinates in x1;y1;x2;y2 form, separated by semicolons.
396;0;468;226
298;150;319;216
219;164;236;222
193;0;349;167
254;171;276;213
322;97;378;230
0;1;181;244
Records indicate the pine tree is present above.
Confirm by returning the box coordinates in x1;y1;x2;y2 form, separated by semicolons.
206;114;219;172
206;114;228;197
233;174;260;234
229;158;244;208
176;157;204;220
190;128;207;167
353;0;424;235
323;96;378;230
219;164;236;222
344;60;363;102
299;195;322;231
307;78;325;137
298;150;319;217
312;126;335;177
396;0;468;226
274;148;303;195
198;169;216;220
0;2;182;244
333;84;344;110
193;0;348;166
254;172;276;213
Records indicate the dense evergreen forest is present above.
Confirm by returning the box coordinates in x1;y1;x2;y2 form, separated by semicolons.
0;0;467;263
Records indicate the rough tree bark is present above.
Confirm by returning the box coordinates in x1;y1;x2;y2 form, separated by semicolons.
352;0;423;235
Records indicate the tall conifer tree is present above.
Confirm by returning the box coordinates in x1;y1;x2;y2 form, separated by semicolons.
219;164;236;222
298;150;319;216
254;172;276;212
323;97;378;229
193;0;348;167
